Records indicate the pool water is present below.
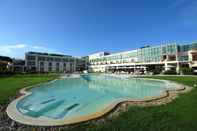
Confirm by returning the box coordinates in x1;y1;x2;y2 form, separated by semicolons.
16;74;177;120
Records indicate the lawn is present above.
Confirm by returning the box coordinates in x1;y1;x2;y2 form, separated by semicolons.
0;74;59;105
1;75;197;131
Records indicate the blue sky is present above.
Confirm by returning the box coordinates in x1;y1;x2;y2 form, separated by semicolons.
0;0;196;58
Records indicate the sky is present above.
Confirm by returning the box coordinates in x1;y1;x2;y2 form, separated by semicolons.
0;0;197;59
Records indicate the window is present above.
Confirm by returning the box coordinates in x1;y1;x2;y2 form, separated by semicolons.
48;62;52;66
27;61;35;66
27;56;36;60
38;57;45;61
56;63;59;72
48;67;52;72
192;55;197;61
40;61;44;66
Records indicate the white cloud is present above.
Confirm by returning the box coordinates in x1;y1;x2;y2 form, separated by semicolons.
14;44;26;48
32;46;47;50
0;44;26;54
0;43;62;59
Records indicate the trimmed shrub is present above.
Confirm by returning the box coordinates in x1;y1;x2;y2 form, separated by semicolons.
149;66;163;75
163;70;177;75
180;67;193;75
150;69;163;75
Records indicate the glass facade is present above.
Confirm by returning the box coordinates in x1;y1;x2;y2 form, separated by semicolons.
89;51;137;64
137;46;162;63
191;42;197;49
137;44;178;63
177;44;191;61
89;43;195;65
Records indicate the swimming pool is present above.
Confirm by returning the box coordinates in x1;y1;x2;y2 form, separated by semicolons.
7;74;183;126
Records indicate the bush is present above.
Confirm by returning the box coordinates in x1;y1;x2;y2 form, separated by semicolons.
163;70;177;75
0;67;15;77
148;66;163;75
180;67;193;75
150;69;162;75
0;71;15;77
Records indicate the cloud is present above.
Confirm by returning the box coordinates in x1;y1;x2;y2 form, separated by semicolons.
0;43;62;59
0;44;26;54
32;46;47;50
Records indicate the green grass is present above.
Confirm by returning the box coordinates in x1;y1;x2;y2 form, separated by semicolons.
61;76;197;131
0;74;59;105
1;75;197;131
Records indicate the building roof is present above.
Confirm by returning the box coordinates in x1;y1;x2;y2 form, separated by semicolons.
0;56;12;62
12;59;25;65
27;51;72;57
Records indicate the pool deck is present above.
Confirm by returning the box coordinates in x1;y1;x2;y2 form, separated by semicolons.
6;76;192;126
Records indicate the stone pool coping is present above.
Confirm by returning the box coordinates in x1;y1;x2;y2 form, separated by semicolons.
6;77;192;126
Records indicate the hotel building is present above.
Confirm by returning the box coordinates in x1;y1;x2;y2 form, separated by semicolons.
88;42;197;74
25;52;86;73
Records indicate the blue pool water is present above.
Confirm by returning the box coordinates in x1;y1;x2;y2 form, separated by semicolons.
16;74;177;120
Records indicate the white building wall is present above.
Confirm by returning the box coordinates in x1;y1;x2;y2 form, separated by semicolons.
52;62;56;72
44;61;48;72
26;53;79;73
66;62;70;71
59;62;63;72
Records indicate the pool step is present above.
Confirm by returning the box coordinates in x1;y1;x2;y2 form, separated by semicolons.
40;98;56;104
51;103;80;119
25;99;65;118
